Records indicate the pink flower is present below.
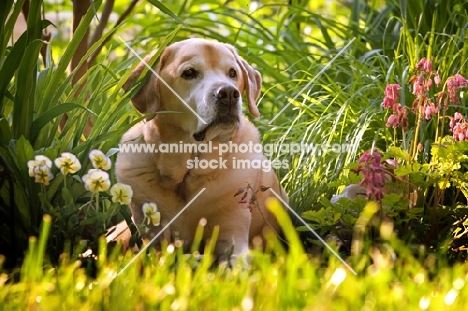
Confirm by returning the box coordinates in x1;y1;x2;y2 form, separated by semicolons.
384;84;401;99
416;58;432;73
389;104;409;132
450;113;468;141
423;103;439;120
383;96;395;109
424;60;432;72
354;149;393;203
412;74;425;96
358;149;373;163
451;122;460;132
425;77;432;90
455;73;468;87
373;188;383;202
370;152;382;171
382;84;401;109
416;58;427;71
446;74;468;104
434;74;441;86
450;112;464;130
386;114;398;128
449;118;457;132
373;171;384;186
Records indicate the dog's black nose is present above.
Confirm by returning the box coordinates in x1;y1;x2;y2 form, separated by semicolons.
215;86;240;104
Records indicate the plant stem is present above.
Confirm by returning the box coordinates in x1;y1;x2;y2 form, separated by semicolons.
402;129;407;152
410;101;424;162
96;193;100;213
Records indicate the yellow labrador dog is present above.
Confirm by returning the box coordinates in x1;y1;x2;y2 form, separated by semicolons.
114;38;288;261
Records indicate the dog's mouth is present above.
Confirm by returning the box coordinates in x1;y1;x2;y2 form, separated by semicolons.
193;118;240;142
193;93;242;142
193;124;211;141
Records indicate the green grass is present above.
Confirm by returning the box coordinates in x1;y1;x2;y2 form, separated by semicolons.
1;202;468;310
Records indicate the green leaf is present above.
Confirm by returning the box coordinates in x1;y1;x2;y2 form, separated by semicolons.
345;163;360;170
382;193;406;207
26;0;43;40
45;173;64;203
13;182;33;233
387;146;411;162
0;118;12;145
2;0;24;59
71;114;147;155
15;136;35;180
41;0;103;105
319;196;334;209
30;103;94;143
395;165;413;177
0;32;28;108
146;0;188;26
12;39;43;139
40;146;60;165
62;187;74;206
38;192;59;218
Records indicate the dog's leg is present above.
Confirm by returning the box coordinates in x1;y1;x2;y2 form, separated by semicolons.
206;210;251;265
106;221;132;251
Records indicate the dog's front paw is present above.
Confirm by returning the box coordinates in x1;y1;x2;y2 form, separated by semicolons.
218;252;250;269
216;240;250;268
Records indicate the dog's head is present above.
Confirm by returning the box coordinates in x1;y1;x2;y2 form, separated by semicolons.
124;38;262;142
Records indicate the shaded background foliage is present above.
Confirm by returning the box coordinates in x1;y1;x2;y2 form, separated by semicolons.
1;0;468;267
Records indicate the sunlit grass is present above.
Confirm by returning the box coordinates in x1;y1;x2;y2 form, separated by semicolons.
2;203;468;309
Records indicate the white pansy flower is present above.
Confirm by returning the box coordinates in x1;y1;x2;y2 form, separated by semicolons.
54;152;81;175
28;155;52;177
142;202;161;226
110;183;133;205
33;165;54;185
89;150;112;171
82;169;111;193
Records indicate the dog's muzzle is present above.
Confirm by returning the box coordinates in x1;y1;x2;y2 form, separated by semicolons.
193;85;241;142
214;85;240;116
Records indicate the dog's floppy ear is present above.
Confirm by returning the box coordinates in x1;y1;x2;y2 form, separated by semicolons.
225;43;262;118
236;57;262;118
123;55;161;118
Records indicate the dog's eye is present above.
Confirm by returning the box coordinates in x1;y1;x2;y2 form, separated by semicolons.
228;68;237;79
181;68;198;80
